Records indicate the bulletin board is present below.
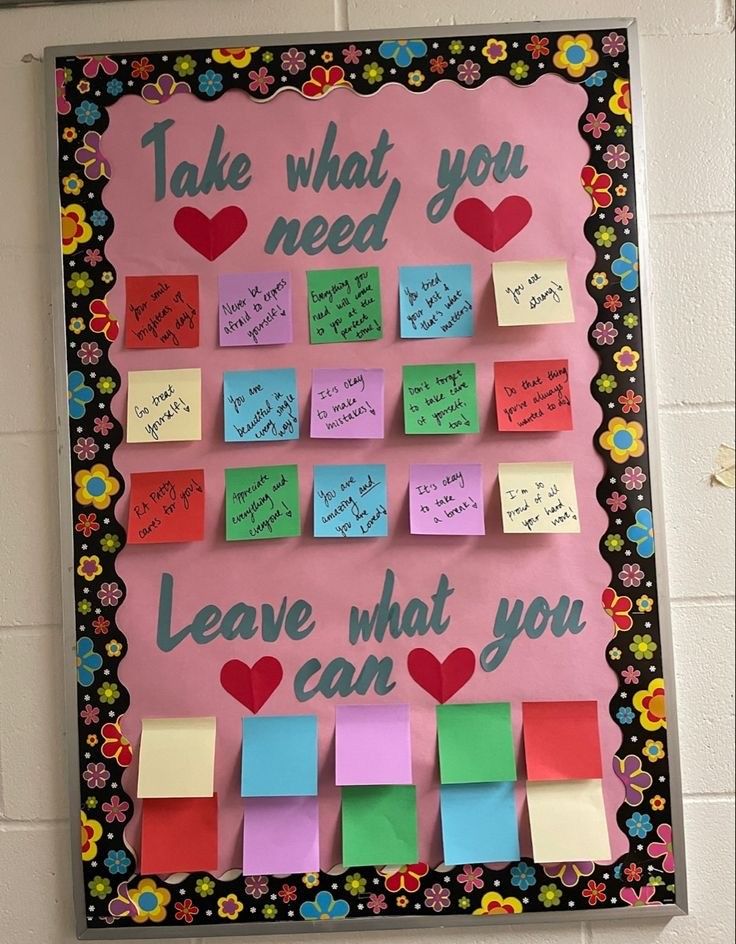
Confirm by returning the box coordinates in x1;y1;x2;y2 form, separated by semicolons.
46;20;687;939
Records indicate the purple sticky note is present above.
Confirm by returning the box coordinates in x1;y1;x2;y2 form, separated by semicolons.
310;368;384;439
409;464;485;536
218;272;292;347
335;704;412;786
243;796;319;875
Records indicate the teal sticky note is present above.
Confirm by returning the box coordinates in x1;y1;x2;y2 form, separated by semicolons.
399;264;473;338
313;464;388;538
242;715;317;797
440;782;520;864
224;368;299;442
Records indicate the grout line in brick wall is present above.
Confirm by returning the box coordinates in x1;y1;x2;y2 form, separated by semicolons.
651;210;736;222
659;402;735;414
0;819;66;832
671;596;735;608
683;793;735;804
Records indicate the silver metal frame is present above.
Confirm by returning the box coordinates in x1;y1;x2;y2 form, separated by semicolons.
44;19;688;939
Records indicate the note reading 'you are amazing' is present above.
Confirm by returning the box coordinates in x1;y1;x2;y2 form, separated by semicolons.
126;368;201;443
314;464;388;538
225;465;301;541
493;260;575;326
399;264;473;338
495;359;573;432
310;368;384;439
224;369;299;442
403;363;479;434
307;267;382;343
498;461;580;534
124;275;199;349
127;469;205;544
218;272;292;347
409;464;485;536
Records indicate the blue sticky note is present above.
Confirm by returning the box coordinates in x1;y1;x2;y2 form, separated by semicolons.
440;782;520;864
242;715;317;797
399;265;473;339
224;369;299;442
313;464;388;538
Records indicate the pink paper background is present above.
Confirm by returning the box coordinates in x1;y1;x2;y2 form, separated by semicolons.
102;76;625;872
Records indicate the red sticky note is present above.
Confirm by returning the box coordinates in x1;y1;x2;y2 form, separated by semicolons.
125;275;199;348
494;359;572;432
522;701;602;781
140;795;218;874
127;469;205;544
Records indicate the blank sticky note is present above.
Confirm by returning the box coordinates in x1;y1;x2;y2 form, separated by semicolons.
403;363;479;435
242;715;317;797
137;717;215;798
310;368;384;439
126;368;201;443
219;271;292;347
494;359;573;432
313;464;388;538
125;275;199;349
223;368;299;442
409;463;485;536
307;267;382;344
522;701;602;781
127;469;205;544
527;779;611;863
492;260;575;326
140;795;218;873
440;782;520;864
335;705;412;786
437;703;516;784
342;785;418;866
225;465;301;541
243;796;319;875
498;461;580;534
399;264;473;338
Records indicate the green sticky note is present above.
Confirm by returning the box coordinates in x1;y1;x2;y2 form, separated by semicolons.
436;703;517;783
402;363;479;434
225;465;301;541
307;267;382;344
341;785;418;866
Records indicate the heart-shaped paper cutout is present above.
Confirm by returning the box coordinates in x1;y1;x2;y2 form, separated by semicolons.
220;657;283;713
407;647;475;704
174;206;247;260
453;195;532;251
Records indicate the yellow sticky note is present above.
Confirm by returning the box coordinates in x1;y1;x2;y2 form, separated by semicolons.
498;461;580;534
137;717;216;798
127;368;201;443
526;779;611;863
493;260;574;325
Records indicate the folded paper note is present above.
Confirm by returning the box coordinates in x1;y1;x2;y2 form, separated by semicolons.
307;266;382;343
140;795;218;874
335;704;412;786
527;779;611;863
223;368;299;442
399;264;473;338
492;260;575;326
125;275;199;349
313;464;388;538
522;700;602;781
219;271;292;346
137;717;216;798
341;785;418;866
242;714;318;797
126;468;205;544
126;368;201;443
225;465;301;541
243;796;319;875
498;461;580;534
494;359;573;432
403;363;479;435
440;782;520;865
436;703;516;784
409;463;485;535
310;368;384;439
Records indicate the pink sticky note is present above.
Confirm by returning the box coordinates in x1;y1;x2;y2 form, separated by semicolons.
243;796;319;875
310;368;384;439
218;272;292;346
335;704;412;786
409;464;485;536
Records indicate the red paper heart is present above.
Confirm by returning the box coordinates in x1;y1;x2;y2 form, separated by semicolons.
219;657;283;713
406;647;475;704
173;206;247;260
453;196;532;251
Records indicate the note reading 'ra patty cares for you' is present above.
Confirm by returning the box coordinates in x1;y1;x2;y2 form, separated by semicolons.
126;368;201;443
399;264;473;338
409;463;485;535
403;363;479;434
498;461;580;533
313;464;388;538
218;271;292;347
127;468;205;544
223;369;299;442
494;359;573;431
124;275;199;349
492;260;575;326
307;266;382;343
310;368;384;439
225;465;301;541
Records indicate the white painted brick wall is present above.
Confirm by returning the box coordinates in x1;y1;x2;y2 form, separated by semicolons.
0;1;733;942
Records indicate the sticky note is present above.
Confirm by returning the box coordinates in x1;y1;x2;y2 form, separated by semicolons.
399;264;473;338
223;369;299;443
140;795;218;873
341;785;418;866
137;717;215;798
242;715;318;797
307;267;382;343
125;275;199;349
492;260;575;325
409;464;485;535
126;368;201;443
335;705;412;786
126;469;204;544
313;464;388;538
494;359;573;432
310;368;384;439
527;779;611;863
436;703;516;784
522;701;602;781
243;796;319;875
225;465;300;541
440;782;520;865
498;461;580;534
219;271;292;346
403;363;479;435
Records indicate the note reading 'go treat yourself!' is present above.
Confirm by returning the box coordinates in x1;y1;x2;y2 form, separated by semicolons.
494;359;573;432
310;368;384;439
492;260;575;325
126;368;201;443
399;264;473;338
409;463;485;536
124;275;199;349
218;271;292;347
498;461;580;534
307;266;382;343
403;363;479;434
